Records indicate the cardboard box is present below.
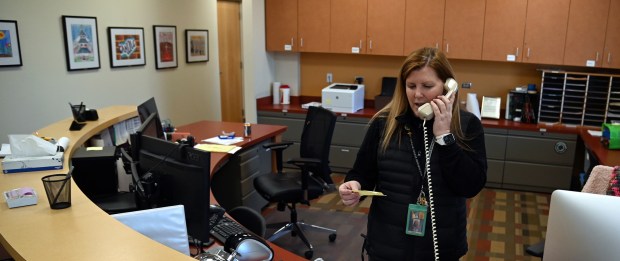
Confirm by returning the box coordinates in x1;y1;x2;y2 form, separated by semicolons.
2;152;64;174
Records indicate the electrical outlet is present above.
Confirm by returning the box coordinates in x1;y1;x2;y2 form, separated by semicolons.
462;82;473;88
327;73;333;83
355;76;364;84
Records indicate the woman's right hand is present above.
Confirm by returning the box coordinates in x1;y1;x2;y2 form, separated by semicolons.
339;181;362;206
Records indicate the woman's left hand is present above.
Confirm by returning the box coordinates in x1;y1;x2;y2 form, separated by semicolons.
430;93;455;136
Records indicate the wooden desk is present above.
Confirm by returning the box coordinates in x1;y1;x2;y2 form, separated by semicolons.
0;105;304;260
580;129;620;167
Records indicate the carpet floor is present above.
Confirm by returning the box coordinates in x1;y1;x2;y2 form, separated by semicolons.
262;174;551;260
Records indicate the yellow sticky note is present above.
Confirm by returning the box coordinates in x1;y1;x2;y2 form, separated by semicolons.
352;190;386;197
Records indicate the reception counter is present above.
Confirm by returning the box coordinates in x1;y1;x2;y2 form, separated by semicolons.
0;105;304;260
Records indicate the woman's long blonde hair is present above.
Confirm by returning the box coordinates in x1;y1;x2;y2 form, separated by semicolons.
372;47;468;152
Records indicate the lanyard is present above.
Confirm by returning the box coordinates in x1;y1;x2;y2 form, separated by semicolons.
405;125;434;205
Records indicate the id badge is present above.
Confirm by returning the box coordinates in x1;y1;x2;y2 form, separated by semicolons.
406;203;427;236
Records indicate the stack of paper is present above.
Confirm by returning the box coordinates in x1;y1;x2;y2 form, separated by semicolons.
202;136;244;146
194;144;242;154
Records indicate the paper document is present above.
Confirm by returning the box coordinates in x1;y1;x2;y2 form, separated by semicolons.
194;144;241;154
587;130;602;137
202;136;244;146
0;144;11;157
352;190;386;197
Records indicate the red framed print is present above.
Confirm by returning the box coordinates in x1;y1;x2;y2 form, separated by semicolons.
153;25;177;69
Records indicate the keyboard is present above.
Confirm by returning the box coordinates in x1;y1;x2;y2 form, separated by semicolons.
210;215;250;243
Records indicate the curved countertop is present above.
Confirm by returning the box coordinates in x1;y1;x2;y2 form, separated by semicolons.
0;105;303;260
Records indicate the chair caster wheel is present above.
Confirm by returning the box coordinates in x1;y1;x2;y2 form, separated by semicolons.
329;233;337;242
305;250;313;259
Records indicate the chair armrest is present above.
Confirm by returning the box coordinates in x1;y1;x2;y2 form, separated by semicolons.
287;157;321;168
262;142;294;151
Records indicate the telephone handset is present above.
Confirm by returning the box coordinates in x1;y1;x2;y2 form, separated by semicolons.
418;78;459;120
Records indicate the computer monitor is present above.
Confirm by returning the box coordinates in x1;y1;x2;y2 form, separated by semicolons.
136;133;212;245
137;97;164;139
543;190;620;260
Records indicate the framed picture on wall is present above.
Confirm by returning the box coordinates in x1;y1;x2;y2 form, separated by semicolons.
61;15;101;71
185;29;209;63
108;27;146;68
0;20;23;67
153;25;177;69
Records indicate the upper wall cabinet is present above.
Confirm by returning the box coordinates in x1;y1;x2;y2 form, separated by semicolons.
265;0;298;52
366;0;406;56
522;0;570;65
482;0;527;62
442;0;486;60
403;0;445;55
603;0;620;69
330;0;368;54
298;0;331;53
563;0;610;67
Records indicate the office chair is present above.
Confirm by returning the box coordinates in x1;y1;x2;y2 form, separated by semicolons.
253;106;337;259
92;147;152;214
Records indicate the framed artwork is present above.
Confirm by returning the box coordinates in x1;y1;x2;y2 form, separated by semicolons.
108;27;146;68
61;16;100;71
0;20;23;67
185;29;209;63
153;25;177;69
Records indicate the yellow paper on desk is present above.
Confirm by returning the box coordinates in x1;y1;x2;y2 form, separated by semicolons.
194;144;237;153
352;190;386;197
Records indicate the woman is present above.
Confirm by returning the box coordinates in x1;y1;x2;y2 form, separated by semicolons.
339;47;487;260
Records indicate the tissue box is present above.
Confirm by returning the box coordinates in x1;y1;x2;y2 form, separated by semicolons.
2;152;64;174
4;187;38;208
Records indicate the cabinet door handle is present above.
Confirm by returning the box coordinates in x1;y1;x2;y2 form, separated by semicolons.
369;40;373;50
341;149;350;152
596;52;599;62
527;48;531;58
446;43;449;53
608;52;612;63
516;47;519;57
359;40;363;49
300;38;303;47
290;37;294;47
435;43;439;49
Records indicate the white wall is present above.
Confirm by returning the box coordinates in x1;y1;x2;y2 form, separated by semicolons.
0;0;221;143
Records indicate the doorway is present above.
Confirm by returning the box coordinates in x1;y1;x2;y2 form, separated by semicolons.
217;0;244;122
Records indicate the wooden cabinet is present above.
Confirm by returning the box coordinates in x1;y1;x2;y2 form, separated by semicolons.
330;0;368;54
482;0;528;62
442;0;485;60
563;0;610;67
603;0;620;69
403;0;445;55
297;0;331;53
265;0;298;52
366;0;406;56
522;0;570;65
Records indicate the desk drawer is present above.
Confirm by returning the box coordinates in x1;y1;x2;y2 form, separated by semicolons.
506;136;576;166
487;159;504;185
329;145;359;170
503;161;572;190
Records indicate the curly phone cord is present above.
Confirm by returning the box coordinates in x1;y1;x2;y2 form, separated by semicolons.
423;119;440;261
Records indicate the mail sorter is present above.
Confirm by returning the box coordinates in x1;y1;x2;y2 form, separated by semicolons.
321;83;365;113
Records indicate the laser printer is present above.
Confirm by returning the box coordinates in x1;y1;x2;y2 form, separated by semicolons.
321;83;365;113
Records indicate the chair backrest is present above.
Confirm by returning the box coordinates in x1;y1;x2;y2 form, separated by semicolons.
112;205;190;256
299;106;337;185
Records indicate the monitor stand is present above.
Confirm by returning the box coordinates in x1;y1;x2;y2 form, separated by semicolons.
69;120;86;131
